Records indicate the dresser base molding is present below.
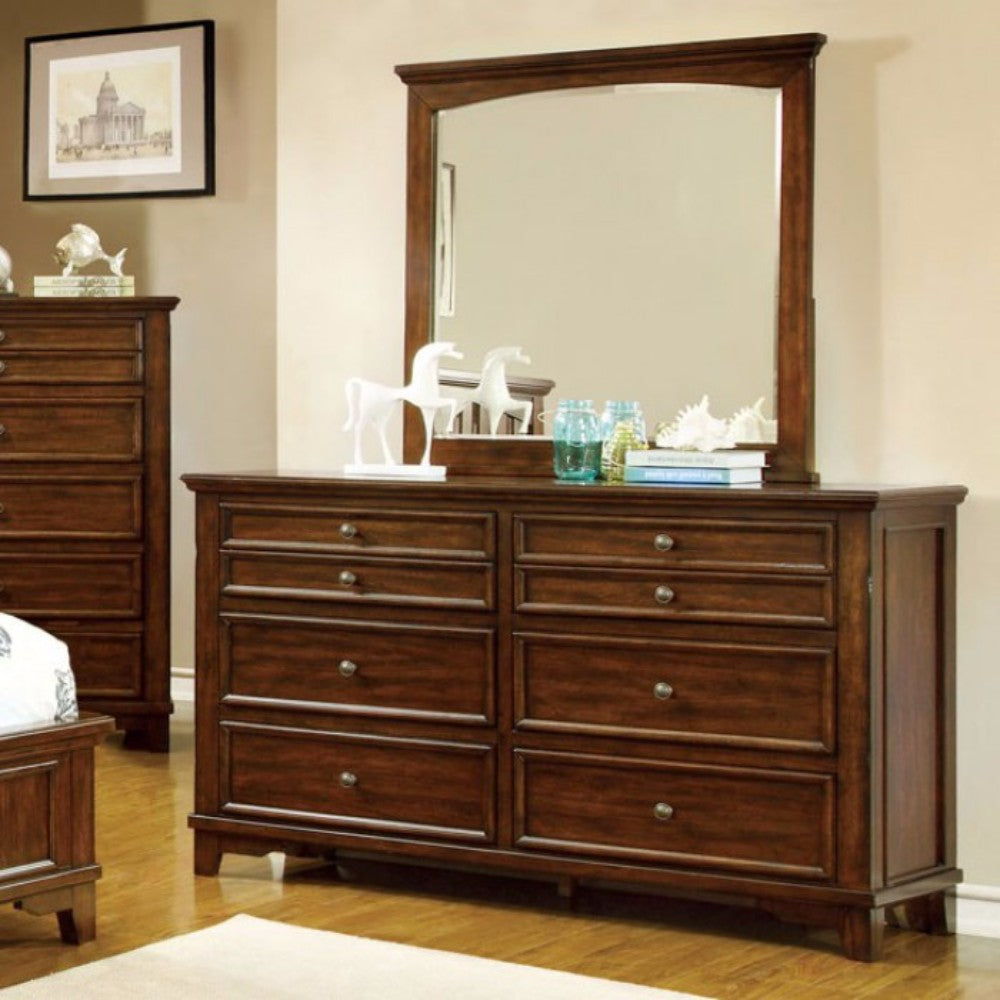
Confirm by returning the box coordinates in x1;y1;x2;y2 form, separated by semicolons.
185;473;965;961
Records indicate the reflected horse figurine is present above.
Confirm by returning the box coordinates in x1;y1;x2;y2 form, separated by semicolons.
470;345;533;435
344;341;463;467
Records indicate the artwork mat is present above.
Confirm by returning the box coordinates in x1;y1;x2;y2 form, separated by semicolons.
24;21;214;200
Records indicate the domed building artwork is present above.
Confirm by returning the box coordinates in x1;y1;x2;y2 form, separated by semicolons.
74;71;152;153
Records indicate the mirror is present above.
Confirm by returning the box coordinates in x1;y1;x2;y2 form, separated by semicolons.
397;33;825;480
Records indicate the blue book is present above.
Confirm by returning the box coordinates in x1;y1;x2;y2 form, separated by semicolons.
623;465;763;485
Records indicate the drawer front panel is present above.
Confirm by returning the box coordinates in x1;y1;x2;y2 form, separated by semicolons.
222;614;496;724
515;751;834;879
0;399;142;462
47;627;144;699
0;554;142;617
0;322;140;351
516;566;834;626
0;351;142;384
222;723;495;842
514;632;835;752
0;477;141;538
222;503;495;560
223;552;494;610
515;515;834;572
0;754;67;878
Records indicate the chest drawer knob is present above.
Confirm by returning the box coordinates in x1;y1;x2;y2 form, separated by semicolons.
654;585;674;605
338;659;358;678
653;533;675;552
653;802;674;821
653;681;674;700
339;522;359;539
0;330;5;343
338;569;357;586
339;771;358;788
0;425;6;438
0;361;7;375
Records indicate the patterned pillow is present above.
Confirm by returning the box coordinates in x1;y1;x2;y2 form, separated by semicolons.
0;614;78;729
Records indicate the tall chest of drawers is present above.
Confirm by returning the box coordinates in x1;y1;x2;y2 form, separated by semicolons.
0;298;177;750
184;471;965;960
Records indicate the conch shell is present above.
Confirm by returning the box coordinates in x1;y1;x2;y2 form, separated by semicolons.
654;396;736;452
727;397;777;443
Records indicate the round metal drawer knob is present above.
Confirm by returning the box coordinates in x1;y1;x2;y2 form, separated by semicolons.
653;802;674;821
0;425;6;438
653;533;674;552
0;330;6;343
654;585;674;605
339;522;358;539
653;682;674;700
338;659;358;678
0;361;7;374
338;570;357;586
339;771;358;788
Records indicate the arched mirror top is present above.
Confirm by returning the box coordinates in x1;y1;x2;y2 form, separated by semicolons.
397;33;825;481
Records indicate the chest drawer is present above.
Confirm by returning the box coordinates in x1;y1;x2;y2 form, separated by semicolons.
515;566;834;626
515;751;834;879
222;503;494;560
0;398;142;462
0;477;141;538
0;553;142;617
223;552;494;610
221;614;495;724
514;632;835;752
515;515;834;572
0;351;142;384
0;322;140;351
221;722;495;843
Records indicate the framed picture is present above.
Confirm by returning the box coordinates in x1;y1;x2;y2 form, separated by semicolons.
23;21;215;200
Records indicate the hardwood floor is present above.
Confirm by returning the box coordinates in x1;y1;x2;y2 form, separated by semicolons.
1;704;998;997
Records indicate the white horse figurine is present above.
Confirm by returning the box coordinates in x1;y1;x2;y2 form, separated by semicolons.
343;341;462;468
469;345;533;435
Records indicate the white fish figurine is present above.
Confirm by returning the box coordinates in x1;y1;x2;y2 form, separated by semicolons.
53;224;127;277
0;244;12;293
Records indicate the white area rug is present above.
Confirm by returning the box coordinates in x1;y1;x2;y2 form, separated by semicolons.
4;914;709;999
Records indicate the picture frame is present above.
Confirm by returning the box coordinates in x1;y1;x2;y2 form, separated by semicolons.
23;21;215;200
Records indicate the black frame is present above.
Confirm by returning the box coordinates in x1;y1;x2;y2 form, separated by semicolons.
24;20;215;200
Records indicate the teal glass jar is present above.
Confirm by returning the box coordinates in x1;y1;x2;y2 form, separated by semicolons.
552;399;601;481
600;400;648;481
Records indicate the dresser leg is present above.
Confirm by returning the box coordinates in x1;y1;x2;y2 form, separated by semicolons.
901;891;955;935
123;717;170;753
556;876;577;909
194;833;223;876
16;885;96;944
838;907;884;962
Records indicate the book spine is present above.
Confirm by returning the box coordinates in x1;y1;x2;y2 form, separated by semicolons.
624;466;756;484
33;288;136;298
625;449;765;468
34;275;134;287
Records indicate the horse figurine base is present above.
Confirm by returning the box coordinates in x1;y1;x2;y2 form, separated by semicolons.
343;462;446;480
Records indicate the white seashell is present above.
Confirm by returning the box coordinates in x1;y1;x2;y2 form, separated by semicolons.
0;244;12;293
654;395;736;452
727;397;777;443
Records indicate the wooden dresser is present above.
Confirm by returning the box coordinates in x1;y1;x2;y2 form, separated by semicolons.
184;471;964;960
0;298;176;751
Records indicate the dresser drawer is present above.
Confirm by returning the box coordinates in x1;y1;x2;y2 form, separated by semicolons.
222;503;494;560
515;566;834;626
221;723;495;843
515;751;834;879
0;398;142;462
223;552;494;610
514;632;835;752
515;515;834;573
0;321;140;351
0;554;142;617
0;477;141;538
0;351;142;384
221;614;495;724
42;625;144;699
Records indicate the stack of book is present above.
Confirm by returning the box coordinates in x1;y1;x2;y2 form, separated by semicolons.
623;448;767;485
34;275;135;297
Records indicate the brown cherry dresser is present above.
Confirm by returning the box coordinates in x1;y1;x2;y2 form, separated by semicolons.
184;471;964;960
0;297;176;750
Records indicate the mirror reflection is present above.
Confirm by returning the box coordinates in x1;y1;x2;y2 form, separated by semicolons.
432;83;782;440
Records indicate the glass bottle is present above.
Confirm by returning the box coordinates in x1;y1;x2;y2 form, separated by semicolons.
600;400;648;481
551;399;601;481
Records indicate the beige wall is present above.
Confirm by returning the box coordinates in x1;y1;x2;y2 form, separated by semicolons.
276;1;1000;888
0;0;278;672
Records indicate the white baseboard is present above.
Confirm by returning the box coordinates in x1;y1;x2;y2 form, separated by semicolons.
957;884;1000;939
170;668;194;703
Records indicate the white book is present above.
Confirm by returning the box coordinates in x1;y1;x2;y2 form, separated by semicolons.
626;448;767;469
33;287;136;298
34;275;135;287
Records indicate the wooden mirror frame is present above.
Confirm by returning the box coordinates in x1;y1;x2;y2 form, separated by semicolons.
397;33;825;480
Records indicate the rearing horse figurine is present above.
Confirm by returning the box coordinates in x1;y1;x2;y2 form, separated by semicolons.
343;341;462;467
469;345;533;435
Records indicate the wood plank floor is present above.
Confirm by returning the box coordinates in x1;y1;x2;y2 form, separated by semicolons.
2;704;999;997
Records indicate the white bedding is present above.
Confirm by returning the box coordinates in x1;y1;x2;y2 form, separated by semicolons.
0;613;78;729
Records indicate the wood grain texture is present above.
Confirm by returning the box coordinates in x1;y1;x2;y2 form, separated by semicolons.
1;708;998;996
